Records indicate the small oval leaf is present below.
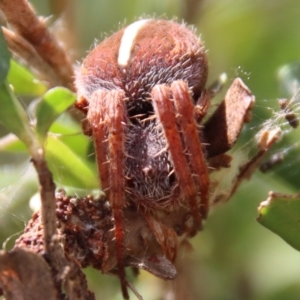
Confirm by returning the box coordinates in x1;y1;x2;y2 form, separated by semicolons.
36;87;76;141
45;135;98;189
0;82;34;147
7;60;47;96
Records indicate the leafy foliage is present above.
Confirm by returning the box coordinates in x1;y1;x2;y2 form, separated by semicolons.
258;193;300;251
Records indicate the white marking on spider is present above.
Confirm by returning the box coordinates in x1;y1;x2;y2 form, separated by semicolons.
118;19;150;66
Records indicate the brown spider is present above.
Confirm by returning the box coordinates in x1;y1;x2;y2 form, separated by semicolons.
75;19;254;298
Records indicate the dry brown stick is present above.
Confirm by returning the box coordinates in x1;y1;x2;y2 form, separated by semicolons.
2;27;61;87
30;148;86;300
30;151;57;256
0;0;74;90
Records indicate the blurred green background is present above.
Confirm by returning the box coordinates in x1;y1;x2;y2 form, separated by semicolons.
1;0;300;299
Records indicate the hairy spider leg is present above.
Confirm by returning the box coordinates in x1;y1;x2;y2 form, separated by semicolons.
87;91;110;191
194;89;211;123
87;90;129;299
151;84;202;231
171;81;210;219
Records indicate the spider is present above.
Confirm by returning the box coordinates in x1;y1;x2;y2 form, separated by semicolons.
75;19;254;299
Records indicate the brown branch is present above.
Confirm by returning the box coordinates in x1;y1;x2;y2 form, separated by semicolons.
2;27;61;87
29;149;68;298
30;149;94;300
0;0;74;90
30;152;57;255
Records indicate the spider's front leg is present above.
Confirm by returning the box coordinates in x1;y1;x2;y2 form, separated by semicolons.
87;90;129;299
171;81;210;219
151;80;210;232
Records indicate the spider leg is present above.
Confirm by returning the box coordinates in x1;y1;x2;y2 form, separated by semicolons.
87;91;110;192
151;84;202;231
171;80;210;219
194;73;227;123
194;89;211;123
87;90;129;299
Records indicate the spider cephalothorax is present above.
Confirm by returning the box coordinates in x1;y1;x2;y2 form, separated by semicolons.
75;19;254;299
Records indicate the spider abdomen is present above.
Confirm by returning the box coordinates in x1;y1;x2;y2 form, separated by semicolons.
76;19;208;115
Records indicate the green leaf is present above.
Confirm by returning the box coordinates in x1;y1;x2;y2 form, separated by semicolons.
0;133;26;152
0;116;83;154
45;135;98;189
0;29;11;83
36;87;76;141
49;114;82;134
257;192;300;251
7;60;47;96
0;82;35;147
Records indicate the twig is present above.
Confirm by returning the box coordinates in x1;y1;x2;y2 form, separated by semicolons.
0;0;74;89
30;147;86;299
30;149;57;255
2;27;61;87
